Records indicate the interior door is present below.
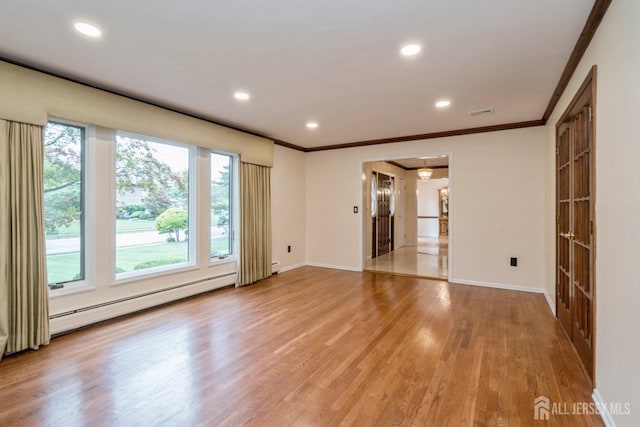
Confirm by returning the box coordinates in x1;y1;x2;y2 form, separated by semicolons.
570;103;594;378
556;123;572;335
396;177;406;248
555;68;595;380
377;173;391;256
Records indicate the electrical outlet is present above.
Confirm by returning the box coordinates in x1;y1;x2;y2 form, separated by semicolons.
510;257;518;267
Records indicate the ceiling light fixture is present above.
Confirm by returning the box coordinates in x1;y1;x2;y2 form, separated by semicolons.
417;157;433;181
400;44;421;56
417;168;433;181
306;121;318;129
435;100;451;108
74;22;102;38
234;91;250;101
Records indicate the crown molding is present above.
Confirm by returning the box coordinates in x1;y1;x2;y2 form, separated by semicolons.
303;120;545;152
542;0;612;121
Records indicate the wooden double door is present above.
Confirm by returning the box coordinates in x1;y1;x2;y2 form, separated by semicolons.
372;172;394;257
556;68;596;380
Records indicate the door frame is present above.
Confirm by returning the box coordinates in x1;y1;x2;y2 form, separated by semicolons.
555;65;597;384
360;153;453;283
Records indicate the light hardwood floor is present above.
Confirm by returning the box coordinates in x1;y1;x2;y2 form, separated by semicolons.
365;236;448;279
0;267;601;426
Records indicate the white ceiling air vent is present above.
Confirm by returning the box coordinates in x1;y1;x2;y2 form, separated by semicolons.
469;108;494;117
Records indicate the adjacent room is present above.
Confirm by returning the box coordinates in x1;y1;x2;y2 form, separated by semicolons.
363;156;450;280
1;1;638;426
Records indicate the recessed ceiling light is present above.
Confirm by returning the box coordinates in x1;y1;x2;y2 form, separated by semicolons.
435;100;451;108
400;44;421;56
74;22;102;38
306;121;318;129
233;91;250;101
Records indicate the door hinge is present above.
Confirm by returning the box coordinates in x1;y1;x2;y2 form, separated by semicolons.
588;106;593;122
590;220;593;235
556;146;560;155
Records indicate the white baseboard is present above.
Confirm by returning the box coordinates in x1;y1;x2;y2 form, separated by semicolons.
277;262;307;273
543;289;555;314
271;261;280;273
50;274;236;335
592;389;617;427
305;262;362;272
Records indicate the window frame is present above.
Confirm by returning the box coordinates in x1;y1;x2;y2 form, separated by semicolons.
44;119;88;293
112;131;197;283
209;150;236;261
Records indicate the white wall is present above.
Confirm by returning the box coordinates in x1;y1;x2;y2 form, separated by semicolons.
545;1;640;424
306;126;546;289
417;177;449;236
271;145;306;272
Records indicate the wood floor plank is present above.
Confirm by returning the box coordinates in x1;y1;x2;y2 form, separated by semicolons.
0;267;602;426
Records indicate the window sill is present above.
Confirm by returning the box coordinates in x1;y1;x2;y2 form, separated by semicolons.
208;257;237;268
48;281;96;299
113;263;198;286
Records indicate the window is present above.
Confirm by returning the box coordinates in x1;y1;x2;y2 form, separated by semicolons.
44;122;85;288
210;152;233;258
115;134;191;277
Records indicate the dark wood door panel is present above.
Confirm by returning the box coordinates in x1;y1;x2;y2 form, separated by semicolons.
555;68;595;382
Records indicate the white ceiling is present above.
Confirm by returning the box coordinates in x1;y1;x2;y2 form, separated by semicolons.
0;0;594;148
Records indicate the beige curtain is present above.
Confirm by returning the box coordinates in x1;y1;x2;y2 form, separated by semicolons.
237;162;272;286
0;119;50;359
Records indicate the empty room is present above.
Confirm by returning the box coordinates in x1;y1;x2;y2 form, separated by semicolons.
0;1;638;426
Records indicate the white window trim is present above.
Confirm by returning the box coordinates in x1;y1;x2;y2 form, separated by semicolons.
45;118;91;296
112;262;199;286
112;131;197;282
48;282;96;298
209;150;238;262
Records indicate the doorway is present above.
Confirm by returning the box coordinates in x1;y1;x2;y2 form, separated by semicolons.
416;174;449;278
555;66;596;381
363;156;450;280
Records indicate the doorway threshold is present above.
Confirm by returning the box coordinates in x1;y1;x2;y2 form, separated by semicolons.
363;269;447;281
